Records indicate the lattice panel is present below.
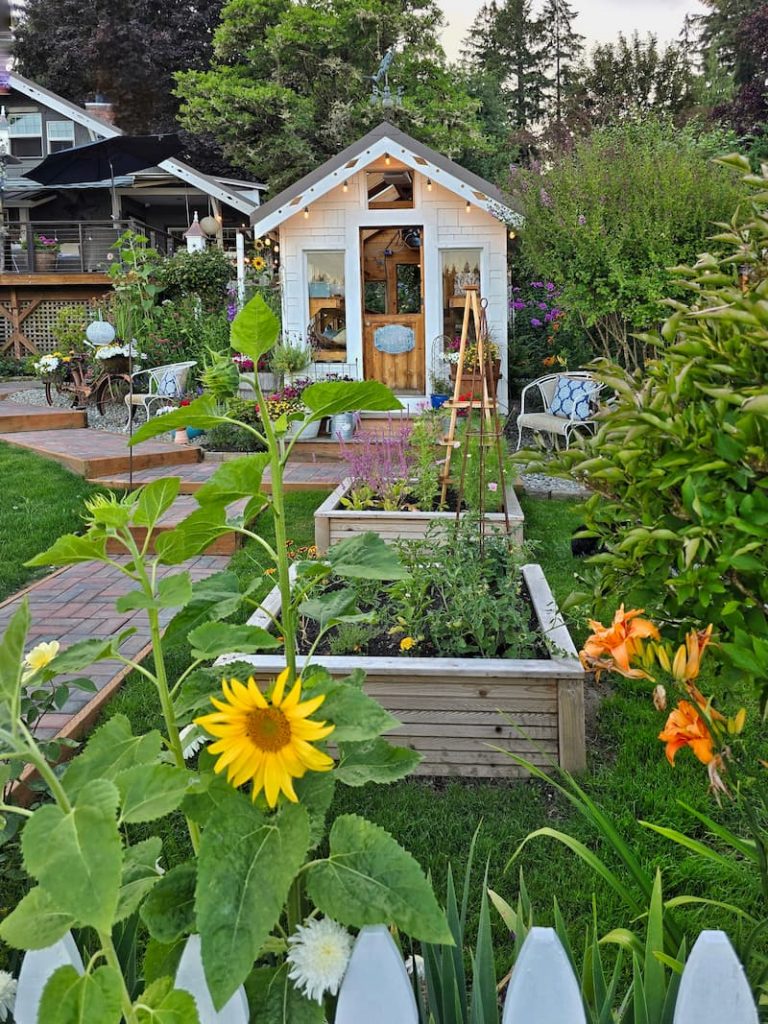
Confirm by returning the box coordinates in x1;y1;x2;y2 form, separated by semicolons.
24;300;95;354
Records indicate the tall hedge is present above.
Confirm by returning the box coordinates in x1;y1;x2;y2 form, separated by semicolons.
511;118;745;369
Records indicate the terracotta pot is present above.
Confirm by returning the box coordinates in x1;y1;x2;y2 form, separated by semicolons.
449;359;501;400
35;251;57;271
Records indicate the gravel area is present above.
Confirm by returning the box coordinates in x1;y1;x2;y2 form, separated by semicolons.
8;387;147;433
506;415;592;500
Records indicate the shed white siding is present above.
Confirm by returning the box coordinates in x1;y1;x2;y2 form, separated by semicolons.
277;170;508;410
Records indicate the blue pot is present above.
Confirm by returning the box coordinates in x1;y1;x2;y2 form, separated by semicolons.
430;394;449;409
186;427;205;440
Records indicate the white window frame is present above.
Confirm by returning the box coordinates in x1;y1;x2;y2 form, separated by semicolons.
8;110;43;157
46;119;75;154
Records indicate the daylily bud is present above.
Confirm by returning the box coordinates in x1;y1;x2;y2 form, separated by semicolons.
655;644;671;673
671;644;687;681
728;707;747;735
652;684;667;712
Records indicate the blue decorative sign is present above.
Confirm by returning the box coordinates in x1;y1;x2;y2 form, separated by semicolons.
374;324;415;355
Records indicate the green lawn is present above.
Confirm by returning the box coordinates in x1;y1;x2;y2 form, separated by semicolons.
0;442;101;601
1;458;758;976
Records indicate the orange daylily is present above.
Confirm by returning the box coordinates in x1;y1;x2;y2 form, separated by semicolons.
658;700;714;766
671;625;714;683
580;605;660;678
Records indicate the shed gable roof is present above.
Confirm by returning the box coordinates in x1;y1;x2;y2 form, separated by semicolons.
6;70;264;216
251;122;522;234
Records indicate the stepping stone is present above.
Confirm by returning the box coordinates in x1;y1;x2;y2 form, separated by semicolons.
0;400;86;432
0;428;202;477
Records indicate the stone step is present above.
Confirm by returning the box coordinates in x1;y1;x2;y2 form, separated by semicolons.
0;400;87;432
0;428;202;477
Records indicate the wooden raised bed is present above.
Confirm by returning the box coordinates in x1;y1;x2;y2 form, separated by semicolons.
217;563;585;778
314;477;525;553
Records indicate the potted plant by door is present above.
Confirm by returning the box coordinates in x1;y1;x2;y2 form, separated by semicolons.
270;337;314;386
429;370;452;409
23;233;61;271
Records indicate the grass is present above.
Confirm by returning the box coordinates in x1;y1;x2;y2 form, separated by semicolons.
0;441;101;601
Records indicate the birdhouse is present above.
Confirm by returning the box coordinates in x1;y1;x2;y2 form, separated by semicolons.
184;211;207;253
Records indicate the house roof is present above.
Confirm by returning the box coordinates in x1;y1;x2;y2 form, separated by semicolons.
5;70;265;216
251;121;522;234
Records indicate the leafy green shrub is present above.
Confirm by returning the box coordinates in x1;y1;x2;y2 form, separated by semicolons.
0;352;28;377
158;247;231;308
144;299;230;372
204;398;266;451
537;154;768;705
511;117;744;370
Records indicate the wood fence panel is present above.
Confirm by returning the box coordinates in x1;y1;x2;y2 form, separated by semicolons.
501;927;587;1024
673;930;758;1024
335;924;419;1024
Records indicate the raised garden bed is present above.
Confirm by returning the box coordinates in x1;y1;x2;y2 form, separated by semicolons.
218;562;584;778
314;477;525;552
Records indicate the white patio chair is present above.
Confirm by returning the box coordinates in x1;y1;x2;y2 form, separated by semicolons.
124;360;197;427
516;370;604;450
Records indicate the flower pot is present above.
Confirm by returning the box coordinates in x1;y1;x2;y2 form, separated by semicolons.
430;394;449;409
174;428;189;445
186;427;205;440
329;412;357;441
35;251;57;272
449;360;501;400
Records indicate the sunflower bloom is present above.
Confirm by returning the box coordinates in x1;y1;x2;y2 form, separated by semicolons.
658;700;714;766
580;604;659;678
195;671;334;807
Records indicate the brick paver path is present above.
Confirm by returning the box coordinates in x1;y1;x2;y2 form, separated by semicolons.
0;556;229;740
90;458;344;493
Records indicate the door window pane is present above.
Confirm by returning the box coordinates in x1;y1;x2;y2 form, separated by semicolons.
396;264;421;314
306;251;346;362
364;280;386;314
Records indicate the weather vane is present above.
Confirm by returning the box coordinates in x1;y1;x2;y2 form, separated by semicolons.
369;46;403;112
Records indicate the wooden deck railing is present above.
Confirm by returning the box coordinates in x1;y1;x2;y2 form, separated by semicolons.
12;924;759;1022
1;218;181;275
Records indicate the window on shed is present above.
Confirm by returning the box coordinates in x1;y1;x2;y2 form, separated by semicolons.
47;120;75;154
306;251;346;362
9;111;43;157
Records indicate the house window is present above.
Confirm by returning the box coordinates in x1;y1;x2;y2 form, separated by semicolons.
441;248;482;341
47;120;75;154
306;251;346;363
9;111;43;158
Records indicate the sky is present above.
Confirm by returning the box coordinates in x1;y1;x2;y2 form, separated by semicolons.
438;0;707;59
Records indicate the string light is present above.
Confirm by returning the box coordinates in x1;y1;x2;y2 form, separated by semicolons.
426;178;432;191
342;180;349;192
303;207;310;218
384;153;391;166
509;229;517;240
264;236;272;247
465;200;471;213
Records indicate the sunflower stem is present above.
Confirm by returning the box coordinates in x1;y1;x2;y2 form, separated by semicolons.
287;875;304;935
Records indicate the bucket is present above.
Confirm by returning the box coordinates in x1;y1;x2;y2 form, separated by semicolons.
330;412;356;441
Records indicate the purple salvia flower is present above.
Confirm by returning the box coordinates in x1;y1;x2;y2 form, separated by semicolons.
512;300;526;311
530;281;543;288
545;282;556;292
530;318;543;327
537;301;548;311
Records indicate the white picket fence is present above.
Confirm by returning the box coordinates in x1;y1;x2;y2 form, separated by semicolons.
12;925;758;1023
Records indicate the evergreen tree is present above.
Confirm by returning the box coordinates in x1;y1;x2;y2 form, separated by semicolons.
176;0;487;193
539;0;584;122
696;0;764;79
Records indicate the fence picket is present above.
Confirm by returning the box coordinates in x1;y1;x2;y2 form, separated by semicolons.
673;930;757;1024
501;927;586;1024
335;924;419;1024
14;932;84;1024
174;934;250;1024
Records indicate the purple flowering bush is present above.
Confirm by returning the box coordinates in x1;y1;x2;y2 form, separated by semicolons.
508;274;592;383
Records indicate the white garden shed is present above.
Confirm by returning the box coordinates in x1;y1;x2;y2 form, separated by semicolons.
250;122;522;410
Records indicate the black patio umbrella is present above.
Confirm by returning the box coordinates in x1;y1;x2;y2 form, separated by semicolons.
27;133;182;186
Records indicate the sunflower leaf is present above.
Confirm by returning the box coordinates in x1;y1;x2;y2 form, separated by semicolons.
197;796;310;1009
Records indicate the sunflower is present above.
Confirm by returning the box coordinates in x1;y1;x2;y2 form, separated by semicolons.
195;671;334;807
252;255;267;272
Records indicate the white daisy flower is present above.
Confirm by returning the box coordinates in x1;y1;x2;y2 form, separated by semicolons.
286;917;353;1004
179;723;206;760
0;970;17;1022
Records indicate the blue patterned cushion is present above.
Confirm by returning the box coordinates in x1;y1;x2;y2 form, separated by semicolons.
156;369;182;397
549;377;597;420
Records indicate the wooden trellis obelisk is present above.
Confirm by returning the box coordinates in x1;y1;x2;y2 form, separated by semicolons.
439;285;510;541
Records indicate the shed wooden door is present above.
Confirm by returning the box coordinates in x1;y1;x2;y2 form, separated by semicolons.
361;227;424;393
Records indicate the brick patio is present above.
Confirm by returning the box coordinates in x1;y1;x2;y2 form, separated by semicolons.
0;555;230;741
90;457;345;493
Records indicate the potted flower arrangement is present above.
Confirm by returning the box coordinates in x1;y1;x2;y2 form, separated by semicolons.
270;336;314;385
445;335;501;398
22;232;61;271
261;377;321;438
92;340;141;375
429;370;452;409
32;351;72;382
